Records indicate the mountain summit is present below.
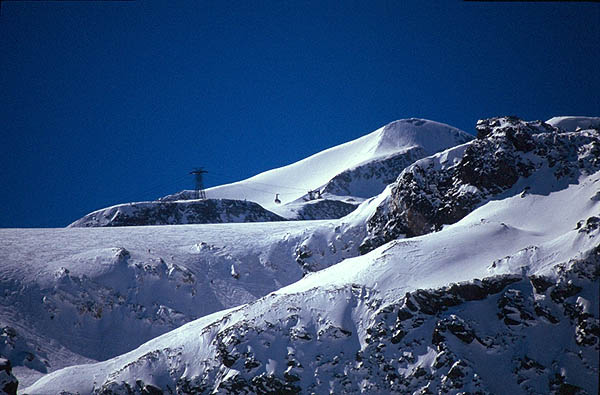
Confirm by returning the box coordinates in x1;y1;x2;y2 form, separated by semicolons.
71;119;473;227
171;118;473;217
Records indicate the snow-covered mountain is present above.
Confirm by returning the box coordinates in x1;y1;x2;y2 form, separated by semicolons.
361;116;599;253
24;115;599;394
0;220;342;387
1;116;598;394
73;119;473;226
28;250;599;394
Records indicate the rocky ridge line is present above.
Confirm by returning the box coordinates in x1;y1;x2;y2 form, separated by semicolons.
90;246;599;394
360;116;600;253
69;199;286;227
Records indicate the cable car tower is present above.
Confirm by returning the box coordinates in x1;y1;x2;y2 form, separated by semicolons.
190;168;208;199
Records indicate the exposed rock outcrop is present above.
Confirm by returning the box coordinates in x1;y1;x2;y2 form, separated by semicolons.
360;116;600;253
321;147;430;198
292;199;358;220
69;199;285;227
87;248;598;394
0;358;18;395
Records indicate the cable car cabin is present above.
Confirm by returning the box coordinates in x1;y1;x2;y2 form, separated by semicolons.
274;193;281;204
306;190;322;201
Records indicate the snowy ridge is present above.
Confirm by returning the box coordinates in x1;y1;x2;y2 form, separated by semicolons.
547;116;600;132
360;116;600;252
68;199;285;227
319;147;426;199
25;171;600;393
372;118;472;156
17;116;600;394
74;119;471;227
160;119;473;220
1;219;361;386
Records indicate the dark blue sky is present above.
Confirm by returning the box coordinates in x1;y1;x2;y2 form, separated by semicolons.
1;1;598;227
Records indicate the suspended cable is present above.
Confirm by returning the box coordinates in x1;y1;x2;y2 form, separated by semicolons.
99;167;319;210
223;183;302;196
208;170;311;192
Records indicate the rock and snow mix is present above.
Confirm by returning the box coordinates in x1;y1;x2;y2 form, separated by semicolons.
0;359;18;395
73;119;473;226
360;116;600;253
69;199;286;227
0;116;598;394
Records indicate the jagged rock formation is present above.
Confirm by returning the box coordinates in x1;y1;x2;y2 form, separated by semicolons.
0;358;18;395
290;199;358;220
0;326;47;375
46;247;598;394
360;116;600;253
69;199;285;227
161;192;359;221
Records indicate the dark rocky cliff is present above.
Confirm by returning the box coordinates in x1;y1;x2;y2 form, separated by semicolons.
360;116;600;253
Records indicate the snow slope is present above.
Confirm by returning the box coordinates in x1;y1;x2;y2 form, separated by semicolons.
72;119;471;227
156;119;473;220
547;116;600;132
25;162;600;395
361;116;600;252
0;219;353;387
20;116;599;394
